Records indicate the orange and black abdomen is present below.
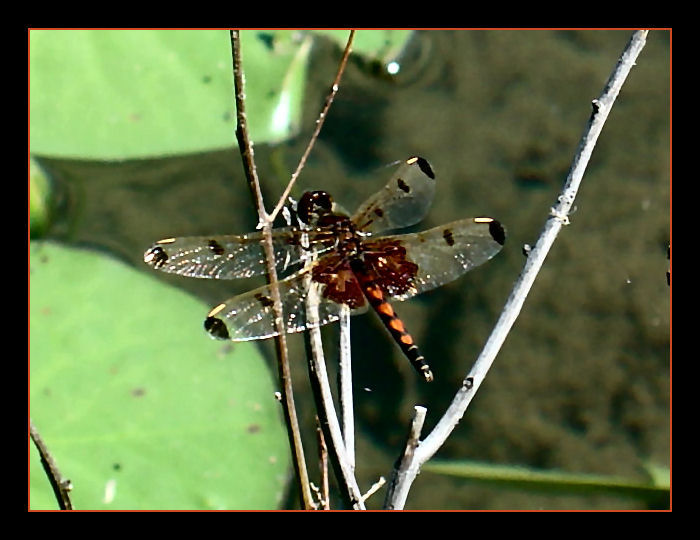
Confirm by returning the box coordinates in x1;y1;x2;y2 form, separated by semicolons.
350;259;434;382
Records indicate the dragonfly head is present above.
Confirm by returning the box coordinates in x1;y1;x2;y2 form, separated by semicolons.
298;190;334;226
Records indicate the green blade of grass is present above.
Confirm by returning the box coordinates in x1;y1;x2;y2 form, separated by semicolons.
424;459;669;505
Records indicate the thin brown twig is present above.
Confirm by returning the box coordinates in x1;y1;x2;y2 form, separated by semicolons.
269;30;356;223
229;29;315;510
29;419;73;510
316;418;330;510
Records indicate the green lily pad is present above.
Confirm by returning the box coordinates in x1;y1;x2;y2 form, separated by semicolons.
29;29;312;159
29;157;51;237
29;30;415;161
30;242;289;510
27;30;416;236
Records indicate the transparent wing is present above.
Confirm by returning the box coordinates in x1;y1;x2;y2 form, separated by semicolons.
143;227;335;280
204;269;369;341
381;217;506;300
351;156;436;234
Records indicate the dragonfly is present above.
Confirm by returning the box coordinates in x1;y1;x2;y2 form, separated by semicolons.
144;157;505;382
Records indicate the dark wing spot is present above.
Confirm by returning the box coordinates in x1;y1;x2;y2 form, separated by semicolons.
208;239;225;255
254;293;274;308
205;316;230;339
396;178;411;193
414;156;435;179
144;246;168;268
442;228;455;247
373;207;384;217
488;220;506;246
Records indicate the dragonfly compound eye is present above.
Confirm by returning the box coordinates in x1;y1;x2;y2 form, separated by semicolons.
298;191;334;225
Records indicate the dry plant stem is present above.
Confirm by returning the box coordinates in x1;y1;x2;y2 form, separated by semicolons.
30;419;73;510
305;281;366;509
292;30;359;508
361;476;387;504
302;212;358;506
269;30;356;223
316;419;330;510
384;407;426;509
338;304;355;470
230;30;315;510
384;30;650;510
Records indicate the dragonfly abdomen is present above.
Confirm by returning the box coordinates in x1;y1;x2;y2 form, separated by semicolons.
351;259;434;383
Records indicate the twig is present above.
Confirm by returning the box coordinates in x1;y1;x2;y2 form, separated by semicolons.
384;407;426;509
285;30;360;509
229;29;314;510
299;193;360;508
269;30;355;223
316;418;330;510
338;304;355;470
29;419;73;510
232;29;364;511
384;29;650;510
305;279;366;509
361;476;387;504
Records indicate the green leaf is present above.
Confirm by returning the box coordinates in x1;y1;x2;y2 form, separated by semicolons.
29;30;415;160
29;29;312;160
29;157;51;238
424;459;670;504
30;242;289;509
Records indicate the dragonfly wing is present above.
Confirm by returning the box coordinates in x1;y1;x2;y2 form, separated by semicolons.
351;156;436;234
143;227;334;280
380;217;506;300
204;269;369;341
